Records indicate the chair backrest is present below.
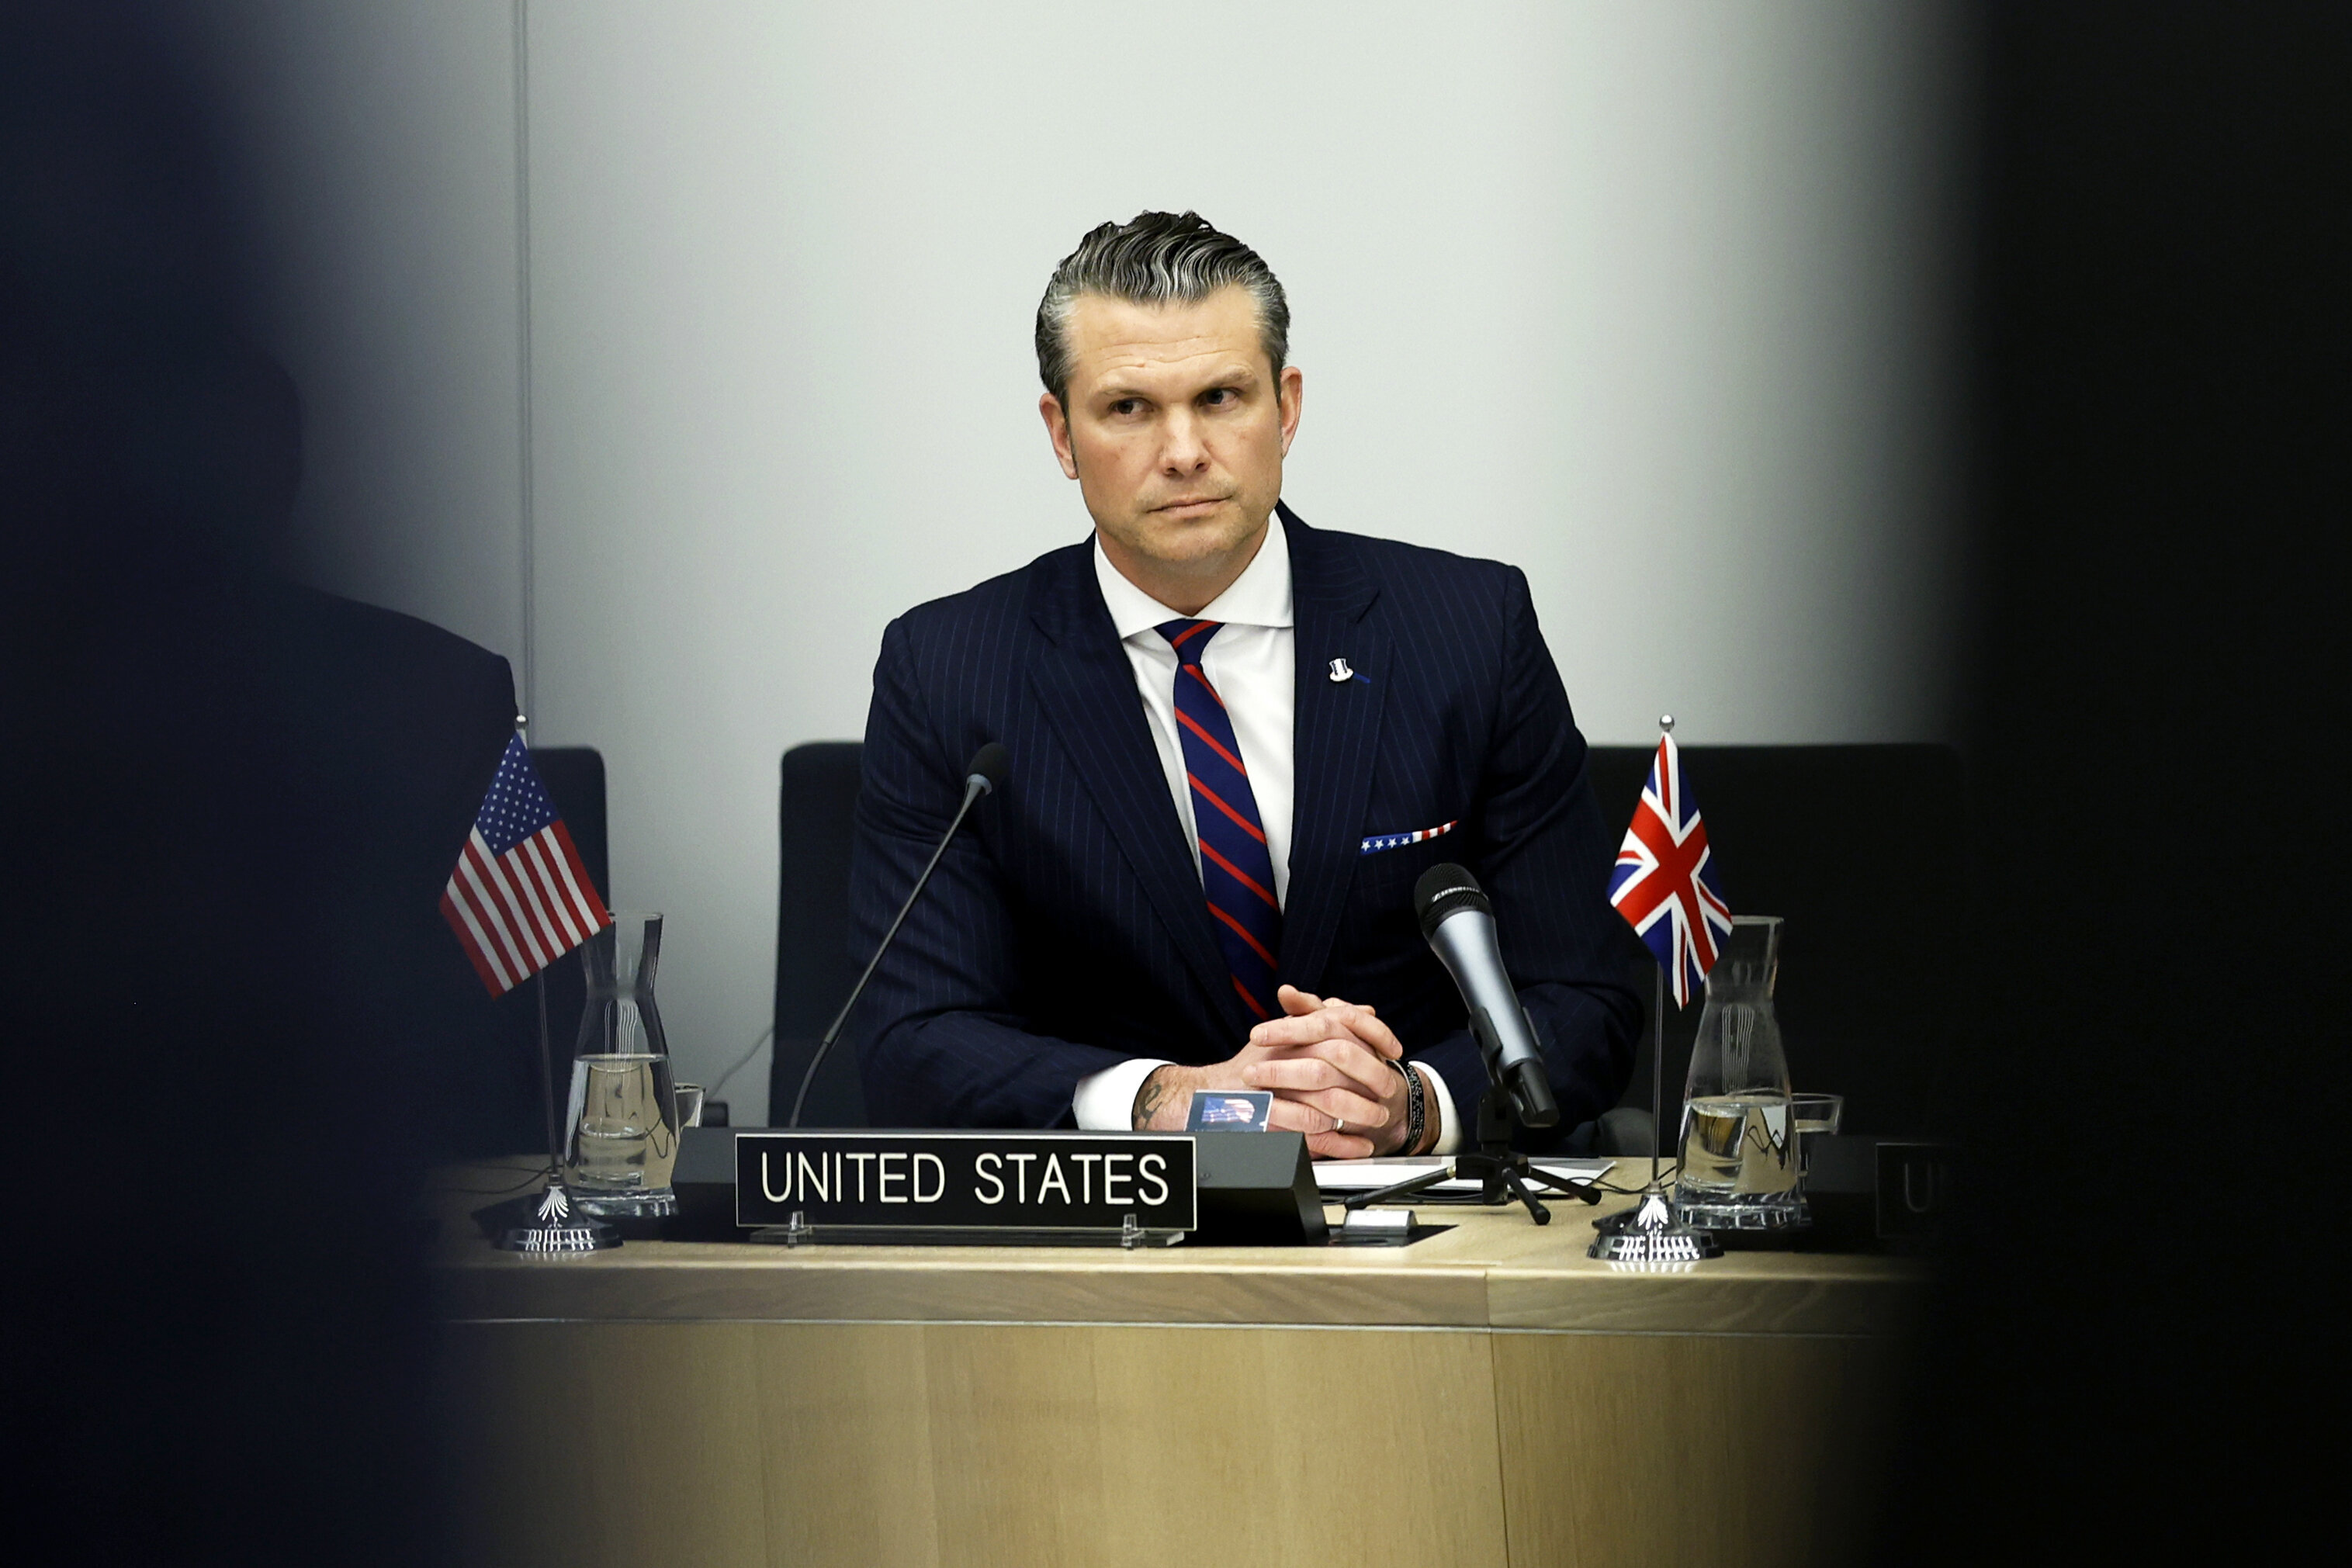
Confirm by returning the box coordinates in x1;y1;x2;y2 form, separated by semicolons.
769;742;868;1127
1585;743;1968;1140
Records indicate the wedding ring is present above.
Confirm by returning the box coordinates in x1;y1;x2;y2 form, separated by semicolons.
1332;1118;1346;1135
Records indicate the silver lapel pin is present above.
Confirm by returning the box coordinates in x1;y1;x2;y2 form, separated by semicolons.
1328;657;1355;683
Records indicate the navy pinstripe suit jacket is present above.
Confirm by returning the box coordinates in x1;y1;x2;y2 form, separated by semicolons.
848;504;1639;1139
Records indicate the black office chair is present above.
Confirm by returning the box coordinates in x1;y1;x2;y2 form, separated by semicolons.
768;742;868;1127
1584;743;1969;1148
438;746;611;1155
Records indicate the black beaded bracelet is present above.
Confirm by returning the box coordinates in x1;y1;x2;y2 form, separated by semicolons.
1389;1058;1427;1154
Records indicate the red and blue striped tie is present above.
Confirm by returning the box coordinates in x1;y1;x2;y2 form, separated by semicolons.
1158;618;1283;1022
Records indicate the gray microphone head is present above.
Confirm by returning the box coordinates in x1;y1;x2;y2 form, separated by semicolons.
965;742;1009;796
1414;863;1491;938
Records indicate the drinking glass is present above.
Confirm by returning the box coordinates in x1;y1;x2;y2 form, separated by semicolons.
1792;1092;1845;1182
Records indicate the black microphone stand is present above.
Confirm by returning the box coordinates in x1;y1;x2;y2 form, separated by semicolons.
1339;1013;1600;1225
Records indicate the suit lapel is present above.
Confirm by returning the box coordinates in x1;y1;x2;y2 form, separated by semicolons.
1276;505;1387;991
1025;549;1250;1044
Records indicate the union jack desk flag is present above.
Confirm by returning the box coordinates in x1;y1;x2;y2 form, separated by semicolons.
441;734;611;995
1607;731;1733;1007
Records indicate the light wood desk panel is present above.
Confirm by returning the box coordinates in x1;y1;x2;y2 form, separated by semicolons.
435;1165;1922;1568
444;1322;1512;1568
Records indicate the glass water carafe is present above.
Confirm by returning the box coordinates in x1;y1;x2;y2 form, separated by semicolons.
1674;915;1804;1230
563;912;681;1217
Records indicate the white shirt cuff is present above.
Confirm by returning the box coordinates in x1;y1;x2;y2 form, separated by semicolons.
1072;1057;1174;1130
1416;1062;1464;1155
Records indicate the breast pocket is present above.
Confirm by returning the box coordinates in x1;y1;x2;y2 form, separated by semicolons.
1351;824;1467;911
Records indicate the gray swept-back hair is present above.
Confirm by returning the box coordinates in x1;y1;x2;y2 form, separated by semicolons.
1034;211;1290;407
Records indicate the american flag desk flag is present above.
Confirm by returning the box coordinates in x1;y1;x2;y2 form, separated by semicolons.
441;734;611;995
1607;728;1733;1007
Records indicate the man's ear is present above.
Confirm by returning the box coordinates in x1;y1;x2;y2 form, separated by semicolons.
1040;391;1080;480
1276;365;1304;456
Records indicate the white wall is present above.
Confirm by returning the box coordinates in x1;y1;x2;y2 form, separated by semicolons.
218;2;1966;1123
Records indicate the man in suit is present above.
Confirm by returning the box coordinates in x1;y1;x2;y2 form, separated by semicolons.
850;212;1637;1156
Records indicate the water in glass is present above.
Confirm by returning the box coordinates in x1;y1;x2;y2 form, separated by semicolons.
1678;1095;1797;1196
563;1053;679;1197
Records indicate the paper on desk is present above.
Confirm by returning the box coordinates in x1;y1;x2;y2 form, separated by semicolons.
1312;1156;1616;1198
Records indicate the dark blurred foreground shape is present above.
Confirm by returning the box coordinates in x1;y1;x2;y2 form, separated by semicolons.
1900;5;2346;1559
3;6;513;1561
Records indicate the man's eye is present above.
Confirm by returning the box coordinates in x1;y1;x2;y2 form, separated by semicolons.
1202;388;1237;407
1110;399;1144;417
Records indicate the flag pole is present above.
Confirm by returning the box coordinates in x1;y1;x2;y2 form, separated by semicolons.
1651;961;1664;1192
1650;712;1672;1194
537;967;562;1179
516;711;565;1183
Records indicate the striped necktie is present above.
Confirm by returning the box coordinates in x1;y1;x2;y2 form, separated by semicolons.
1157;618;1283;1022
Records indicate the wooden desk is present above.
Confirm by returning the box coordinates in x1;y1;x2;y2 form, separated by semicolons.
435;1164;1922;1567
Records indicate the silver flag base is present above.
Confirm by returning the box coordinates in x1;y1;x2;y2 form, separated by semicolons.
494;1181;622;1254
1588;1190;1724;1264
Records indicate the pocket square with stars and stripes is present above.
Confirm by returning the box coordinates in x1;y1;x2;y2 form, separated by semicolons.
1360;820;1458;855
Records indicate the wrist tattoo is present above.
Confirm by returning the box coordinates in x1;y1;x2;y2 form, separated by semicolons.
1133;1068;1174;1130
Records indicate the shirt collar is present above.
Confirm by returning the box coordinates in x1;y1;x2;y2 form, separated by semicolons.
1092;509;1294;642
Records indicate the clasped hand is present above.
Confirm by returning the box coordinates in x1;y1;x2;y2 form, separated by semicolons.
1133;985;1426;1158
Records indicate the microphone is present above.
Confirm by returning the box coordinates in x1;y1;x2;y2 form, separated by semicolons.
787;742;1008;1127
1412;863;1560;1128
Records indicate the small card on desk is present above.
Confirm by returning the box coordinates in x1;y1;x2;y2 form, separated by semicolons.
1187;1090;1274;1132
1310;1157;1613;1200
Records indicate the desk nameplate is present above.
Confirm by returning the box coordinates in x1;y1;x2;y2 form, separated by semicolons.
734;1131;1198;1233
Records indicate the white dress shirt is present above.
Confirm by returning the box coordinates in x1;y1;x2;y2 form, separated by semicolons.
1069;514;1461;1153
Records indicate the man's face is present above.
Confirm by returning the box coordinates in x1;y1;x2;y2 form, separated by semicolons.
1041;286;1303;602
